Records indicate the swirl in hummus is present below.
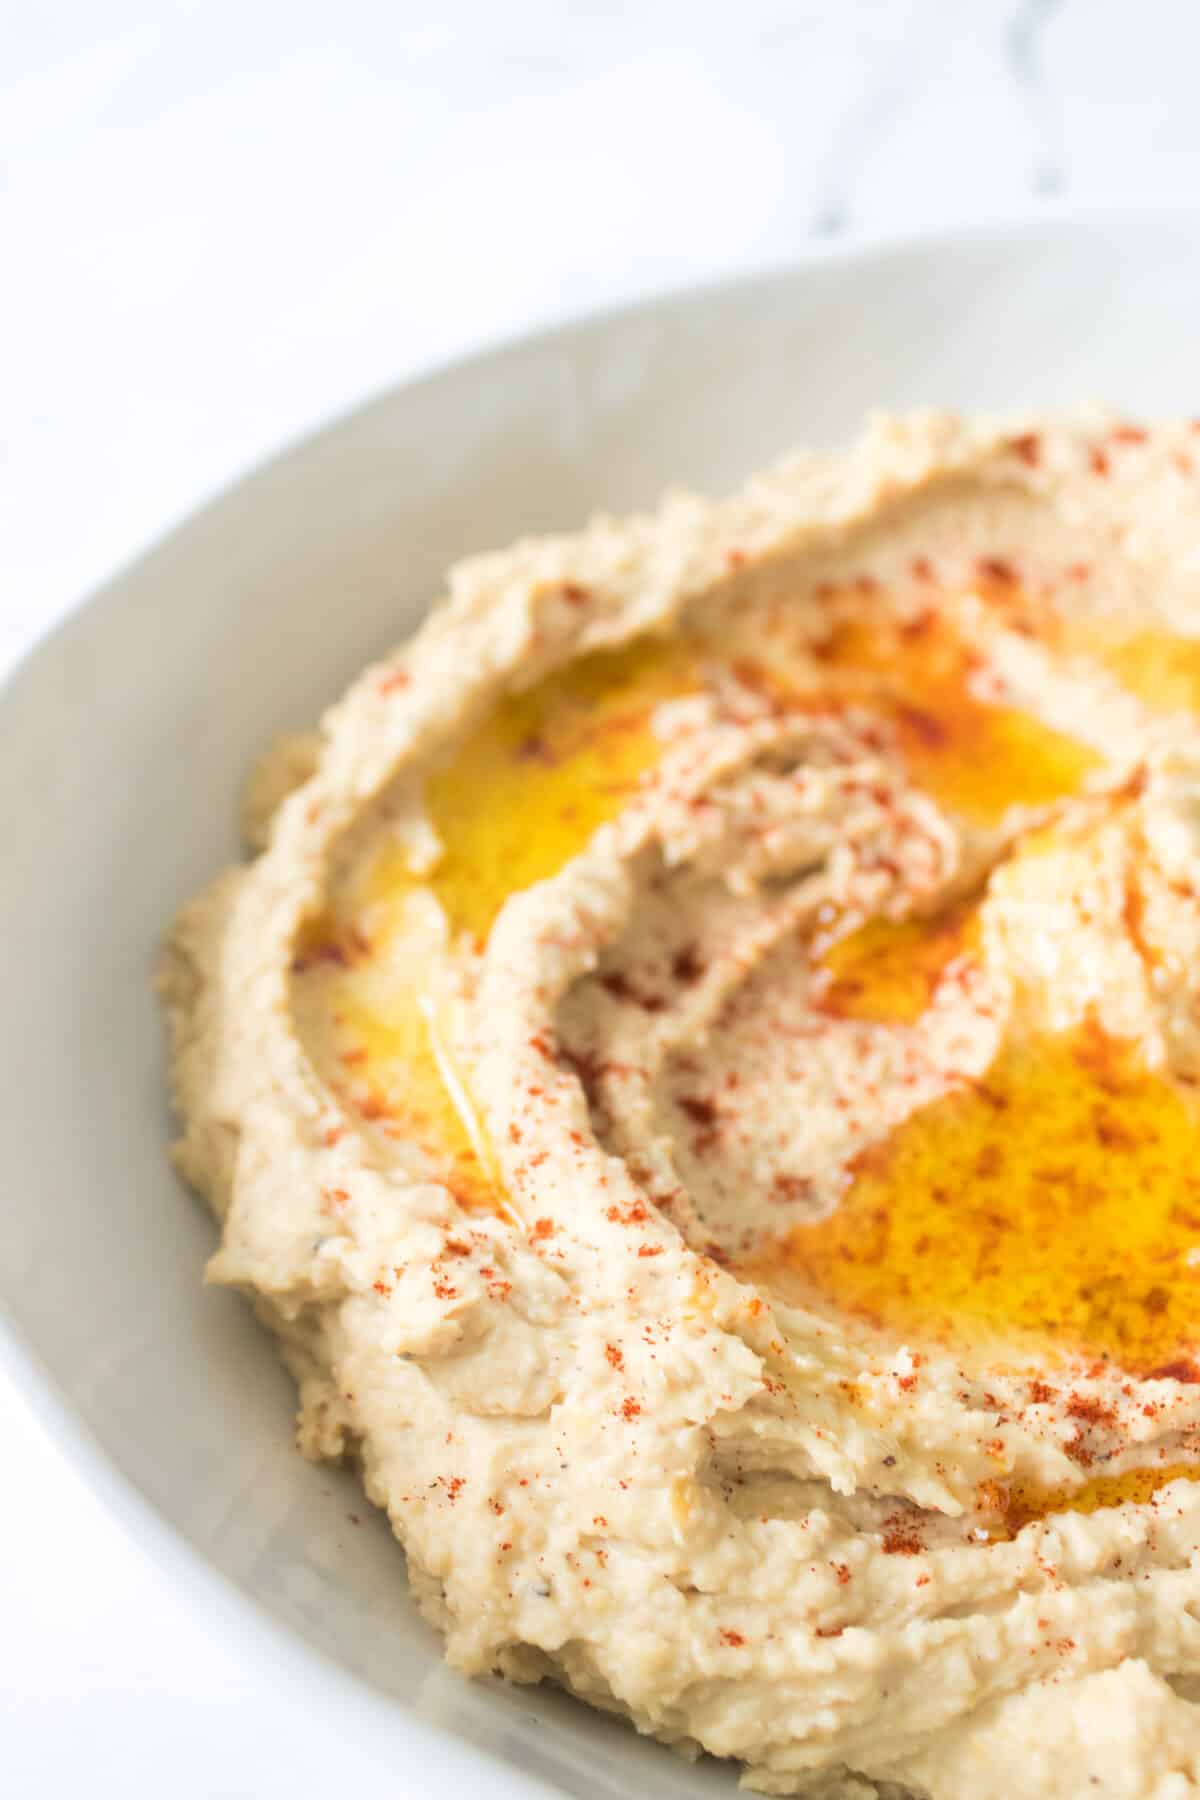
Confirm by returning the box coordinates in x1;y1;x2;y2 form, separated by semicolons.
163;414;1200;1797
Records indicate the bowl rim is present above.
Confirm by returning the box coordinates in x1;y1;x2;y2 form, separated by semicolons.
7;188;1194;695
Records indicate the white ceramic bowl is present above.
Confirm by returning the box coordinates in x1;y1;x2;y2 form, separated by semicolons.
4;207;1200;1797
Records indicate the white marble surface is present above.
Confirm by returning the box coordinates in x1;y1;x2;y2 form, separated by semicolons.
3;2;1200;1792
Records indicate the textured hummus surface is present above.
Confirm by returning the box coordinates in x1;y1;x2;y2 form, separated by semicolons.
163;414;1200;1796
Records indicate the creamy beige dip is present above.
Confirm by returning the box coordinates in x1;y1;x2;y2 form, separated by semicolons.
163;413;1200;1797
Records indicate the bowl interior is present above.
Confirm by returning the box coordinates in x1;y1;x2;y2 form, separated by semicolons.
3;210;1200;1795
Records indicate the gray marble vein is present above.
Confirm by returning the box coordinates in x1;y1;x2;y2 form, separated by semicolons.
808;1;942;237
1007;0;1065;195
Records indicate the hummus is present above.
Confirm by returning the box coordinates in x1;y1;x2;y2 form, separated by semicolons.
163;413;1200;1796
